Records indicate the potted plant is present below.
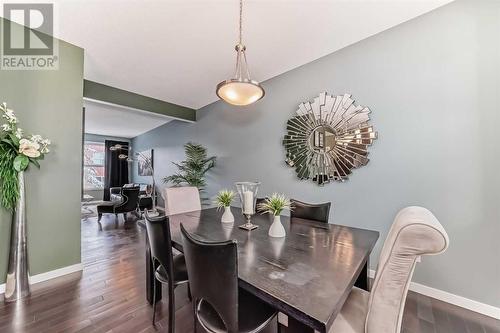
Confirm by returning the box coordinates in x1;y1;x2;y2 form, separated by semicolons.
215;189;236;223
163;142;216;202
0;102;51;302
257;193;292;238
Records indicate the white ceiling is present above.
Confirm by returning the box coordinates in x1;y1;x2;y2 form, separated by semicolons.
84;100;172;138
54;0;453;109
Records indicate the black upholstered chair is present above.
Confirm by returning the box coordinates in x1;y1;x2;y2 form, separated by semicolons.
180;224;277;333
290;199;331;223
97;186;140;229
109;186;123;202
144;213;189;331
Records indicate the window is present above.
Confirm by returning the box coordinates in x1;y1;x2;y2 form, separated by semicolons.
83;142;105;190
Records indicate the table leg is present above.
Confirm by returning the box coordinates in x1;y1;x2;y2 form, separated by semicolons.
146;235;162;305
278;315;315;333
354;258;370;291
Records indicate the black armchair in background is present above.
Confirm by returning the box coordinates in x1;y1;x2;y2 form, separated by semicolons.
97;186;140;229
109;186;122;202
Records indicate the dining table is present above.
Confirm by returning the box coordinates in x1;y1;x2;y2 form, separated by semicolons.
143;207;379;333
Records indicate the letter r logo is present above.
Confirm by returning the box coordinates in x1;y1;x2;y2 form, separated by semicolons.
3;3;54;56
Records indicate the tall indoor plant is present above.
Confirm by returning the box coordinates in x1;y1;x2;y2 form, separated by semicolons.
0;103;51;302
163;142;216;199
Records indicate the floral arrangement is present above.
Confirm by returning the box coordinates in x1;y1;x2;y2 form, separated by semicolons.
215;189;236;210
257;193;293;216
0;103;51;210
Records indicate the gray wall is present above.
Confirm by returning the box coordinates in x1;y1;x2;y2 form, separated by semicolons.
0;20;84;282
132;0;499;307
83;133;130;201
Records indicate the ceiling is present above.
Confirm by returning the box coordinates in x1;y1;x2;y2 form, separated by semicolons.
54;0;453;109
84;100;172;138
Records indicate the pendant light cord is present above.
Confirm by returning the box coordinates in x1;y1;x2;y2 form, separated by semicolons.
234;0;251;80
239;0;243;45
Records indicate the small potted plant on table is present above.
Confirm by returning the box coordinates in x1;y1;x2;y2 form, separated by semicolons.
257;193;292;238
215;189;236;223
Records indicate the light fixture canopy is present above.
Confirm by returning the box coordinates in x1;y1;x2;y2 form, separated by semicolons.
216;0;264;106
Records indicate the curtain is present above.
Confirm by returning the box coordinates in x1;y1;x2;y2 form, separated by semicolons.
103;140;129;201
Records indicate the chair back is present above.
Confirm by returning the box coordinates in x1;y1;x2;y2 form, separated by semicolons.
164;186;201;215
290;199;331;223
119;186;140;212
180;224;239;332
144;213;175;284
366;206;449;333
255;197;268;213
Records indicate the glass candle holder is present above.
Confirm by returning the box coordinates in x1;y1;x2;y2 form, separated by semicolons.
235;181;261;230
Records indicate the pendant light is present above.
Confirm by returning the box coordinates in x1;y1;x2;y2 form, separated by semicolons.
216;0;264;106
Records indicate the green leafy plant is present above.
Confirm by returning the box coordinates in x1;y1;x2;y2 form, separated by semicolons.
257;193;293;216
0;102;51;210
215;189;235;210
163;142;216;191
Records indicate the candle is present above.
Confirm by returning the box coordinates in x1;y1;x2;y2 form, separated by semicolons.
243;190;254;214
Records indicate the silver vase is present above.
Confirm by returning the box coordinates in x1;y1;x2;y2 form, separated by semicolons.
4;171;30;302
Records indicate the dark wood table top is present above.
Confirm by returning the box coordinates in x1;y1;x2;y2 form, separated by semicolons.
168;207;379;333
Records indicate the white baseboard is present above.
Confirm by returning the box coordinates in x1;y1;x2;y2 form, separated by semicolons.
368;269;500;320
0;263;83;295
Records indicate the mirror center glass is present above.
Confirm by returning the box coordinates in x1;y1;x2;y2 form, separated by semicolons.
309;125;337;153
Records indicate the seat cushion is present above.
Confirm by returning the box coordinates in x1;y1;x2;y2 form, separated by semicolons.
154;254;189;285
197;288;276;333
329;287;369;333
97;202;116;214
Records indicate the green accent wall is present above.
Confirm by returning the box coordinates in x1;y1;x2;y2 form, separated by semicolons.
0;18;84;283
83;80;196;122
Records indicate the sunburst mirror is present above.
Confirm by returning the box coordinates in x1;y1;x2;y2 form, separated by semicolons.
283;92;377;185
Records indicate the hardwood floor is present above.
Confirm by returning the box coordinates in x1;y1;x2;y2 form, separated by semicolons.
0;212;498;333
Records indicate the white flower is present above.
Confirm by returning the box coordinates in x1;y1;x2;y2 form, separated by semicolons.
19;138;40;158
30;134;42;143
1;124;10;132
1;109;17;124
15;128;24;139
37;137;51;154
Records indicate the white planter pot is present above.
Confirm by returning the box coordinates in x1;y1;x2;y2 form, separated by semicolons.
268;215;286;238
221;206;235;223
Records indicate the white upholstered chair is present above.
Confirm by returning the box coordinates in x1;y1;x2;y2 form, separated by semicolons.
163;186;201;216
329;206;449;333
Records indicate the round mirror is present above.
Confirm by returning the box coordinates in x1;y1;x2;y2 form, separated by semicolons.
283;92;378;185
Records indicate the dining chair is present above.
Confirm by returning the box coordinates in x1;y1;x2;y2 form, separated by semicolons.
144;213;189;332
163;186;201;216
290;199;331;223
255;197;268;213
180;224;277;333
97;186;140;229
328;206;449;333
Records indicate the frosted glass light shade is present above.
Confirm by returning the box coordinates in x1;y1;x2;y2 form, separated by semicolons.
216;79;265;106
